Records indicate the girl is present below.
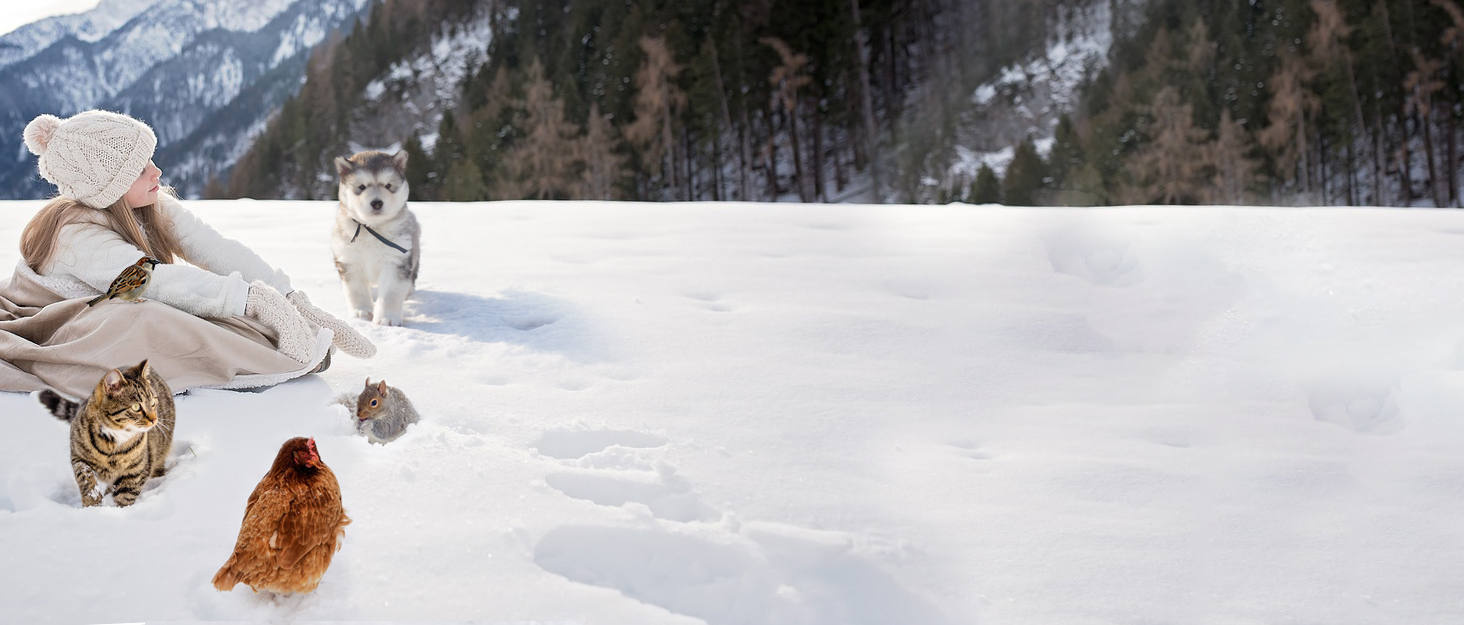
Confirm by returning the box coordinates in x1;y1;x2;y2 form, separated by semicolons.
0;110;374;397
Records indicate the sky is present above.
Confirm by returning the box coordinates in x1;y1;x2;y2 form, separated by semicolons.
0;1;99;37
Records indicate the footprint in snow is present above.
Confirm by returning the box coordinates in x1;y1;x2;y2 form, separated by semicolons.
533;525;951;625
534;428;715;521
532;429;667;460
530;428;950;623
545;471;719;522
948;441;992;460
684;290;736;313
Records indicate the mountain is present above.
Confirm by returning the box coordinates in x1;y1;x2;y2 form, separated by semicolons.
0;0;370;200
0;0;164;70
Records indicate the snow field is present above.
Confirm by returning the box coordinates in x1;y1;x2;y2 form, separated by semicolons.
0;201;1462;623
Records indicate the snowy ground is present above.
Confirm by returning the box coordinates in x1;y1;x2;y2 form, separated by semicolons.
2;200;1464;624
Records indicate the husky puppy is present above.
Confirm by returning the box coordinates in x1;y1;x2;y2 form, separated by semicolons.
331;150;421;326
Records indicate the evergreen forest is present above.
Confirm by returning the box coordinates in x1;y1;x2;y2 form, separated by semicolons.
218;0;1464;207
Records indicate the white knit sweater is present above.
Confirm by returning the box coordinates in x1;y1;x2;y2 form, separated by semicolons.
30;194;293;318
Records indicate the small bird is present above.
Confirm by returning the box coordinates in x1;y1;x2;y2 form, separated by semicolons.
86;256;160;306
212;437;350;595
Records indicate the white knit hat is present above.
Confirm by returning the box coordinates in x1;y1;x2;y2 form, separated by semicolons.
23;110;157;208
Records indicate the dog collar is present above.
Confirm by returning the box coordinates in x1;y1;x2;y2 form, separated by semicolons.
351;220;410;254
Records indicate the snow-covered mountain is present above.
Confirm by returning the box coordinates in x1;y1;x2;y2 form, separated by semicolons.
0;0;370;199
0;0;164;70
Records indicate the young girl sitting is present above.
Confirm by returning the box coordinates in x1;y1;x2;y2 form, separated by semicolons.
0;110;374;398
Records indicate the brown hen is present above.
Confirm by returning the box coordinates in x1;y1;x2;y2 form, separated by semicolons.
212;437;350;594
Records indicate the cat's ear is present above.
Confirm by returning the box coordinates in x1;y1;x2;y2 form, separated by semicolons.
137;359;151;379
103;369;124;391
377;380;389;397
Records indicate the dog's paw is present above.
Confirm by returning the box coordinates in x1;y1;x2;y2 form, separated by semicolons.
374;314;403;327
352;309;373;320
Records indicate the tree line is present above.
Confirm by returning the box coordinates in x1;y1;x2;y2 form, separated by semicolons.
962;0;1464;207
218;0;1058;203
228;0;1464;207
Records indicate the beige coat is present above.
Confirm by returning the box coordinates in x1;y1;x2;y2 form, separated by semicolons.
0;263;328;398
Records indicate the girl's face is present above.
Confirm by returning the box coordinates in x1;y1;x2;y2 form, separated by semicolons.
123;161;162;208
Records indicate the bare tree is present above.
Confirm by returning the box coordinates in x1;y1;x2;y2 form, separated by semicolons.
760;36;813;202
1129;87;1210;204
1258;53;1320;196
1307;0;1376;204
1431;0;1464;205
1406;51;1447;206
1207;108;1261;205
850;0;883;203
505;59;580;199
577;103;628;200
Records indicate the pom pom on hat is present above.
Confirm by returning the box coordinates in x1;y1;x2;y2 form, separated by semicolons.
23;114;61;156
24;110;156;208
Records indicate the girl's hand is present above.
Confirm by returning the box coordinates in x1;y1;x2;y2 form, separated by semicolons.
285;290;376;358
245;282;317;365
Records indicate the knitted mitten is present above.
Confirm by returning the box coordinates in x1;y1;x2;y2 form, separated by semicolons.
286;290;377;358
245;281;317;365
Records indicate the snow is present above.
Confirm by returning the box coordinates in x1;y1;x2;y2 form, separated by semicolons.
1;200;1464;623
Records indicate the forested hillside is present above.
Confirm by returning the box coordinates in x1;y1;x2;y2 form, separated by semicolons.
221;0;1022;202
220;0;1464;206
1012;0;1464;207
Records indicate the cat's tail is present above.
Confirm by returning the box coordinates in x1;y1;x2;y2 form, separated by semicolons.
38;389;78;422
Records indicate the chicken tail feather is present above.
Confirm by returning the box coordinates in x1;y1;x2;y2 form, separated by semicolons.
211;563;240;591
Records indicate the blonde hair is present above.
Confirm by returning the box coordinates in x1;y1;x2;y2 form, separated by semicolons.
21;188;183;273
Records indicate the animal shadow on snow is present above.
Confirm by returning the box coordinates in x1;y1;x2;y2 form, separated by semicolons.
404;289;603;360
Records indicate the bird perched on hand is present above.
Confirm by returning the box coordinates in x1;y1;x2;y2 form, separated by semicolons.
212;437;350;595
86;256;160;306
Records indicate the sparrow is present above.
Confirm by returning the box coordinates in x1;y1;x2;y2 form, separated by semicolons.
86;257;160;306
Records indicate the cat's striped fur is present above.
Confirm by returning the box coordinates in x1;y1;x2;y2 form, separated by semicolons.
39;360;175;507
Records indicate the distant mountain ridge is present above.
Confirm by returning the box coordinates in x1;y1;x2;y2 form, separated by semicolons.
0;0;164;69
0;0;369;200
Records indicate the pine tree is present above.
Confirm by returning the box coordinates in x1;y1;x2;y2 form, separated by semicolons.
1046;114;1083;195
442;159;487;202
402;135;432;201
1003;138;1047;206
970;164;1002;204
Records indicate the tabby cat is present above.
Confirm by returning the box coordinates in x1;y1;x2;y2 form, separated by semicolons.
38;360;175;507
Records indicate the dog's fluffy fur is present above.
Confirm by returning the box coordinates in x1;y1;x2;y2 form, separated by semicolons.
331;150;421;326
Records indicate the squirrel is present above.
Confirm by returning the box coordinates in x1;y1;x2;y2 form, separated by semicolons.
339;378;419;444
